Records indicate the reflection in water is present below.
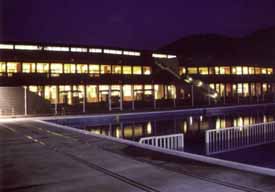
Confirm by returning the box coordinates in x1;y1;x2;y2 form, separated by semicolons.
83;112;275;144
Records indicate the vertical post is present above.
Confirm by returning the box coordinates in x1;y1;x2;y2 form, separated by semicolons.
108;85;111;111
191;84;194;107
153;85;156;109
24;86;27;116
83;85;86;113
131;85;135;111
208;86;211;105
120;85;123;111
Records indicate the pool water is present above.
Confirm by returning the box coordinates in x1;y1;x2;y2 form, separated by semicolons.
51;108;275;169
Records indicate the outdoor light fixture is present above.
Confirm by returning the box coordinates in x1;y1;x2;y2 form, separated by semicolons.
197;81;203;87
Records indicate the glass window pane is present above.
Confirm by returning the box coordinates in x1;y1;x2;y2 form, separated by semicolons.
0;62;6;73
122;66;132;75
243;66;248;75
7;62;21;73
214;67;219;75
143;66;151;75
101;65;111;74
37;63;49;73
187;67;197;74
255;67;261;74
112;65;121;74
267;68;273;75
123;85;132;101
220;66;230;75
89;64;100;74
198;67;208;75
77;64;88;73
133;66;142;74
64;64;76;73
249;67;255;75
86;85;98;103
179;67;186;75
51;63;63;74
236;66;242;75
22;63;36;73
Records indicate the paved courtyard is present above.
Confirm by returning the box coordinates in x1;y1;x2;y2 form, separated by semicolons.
1;119;275;192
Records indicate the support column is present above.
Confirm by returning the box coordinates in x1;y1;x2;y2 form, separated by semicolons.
120;85;123;111
208;86;211;105
108;85;112;111
83;85;86;113
131;85;135;111
24;86;28;116
54;86;58;115
153;85;156;109
191;84;194;107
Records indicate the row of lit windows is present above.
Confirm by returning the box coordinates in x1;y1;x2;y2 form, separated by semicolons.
28;84;176;104
209;82;271;97
179;66;273;75
0;44;142;56
0;44;178;58
0;62;151;75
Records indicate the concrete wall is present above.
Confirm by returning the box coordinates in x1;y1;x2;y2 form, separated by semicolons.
0;87;51;115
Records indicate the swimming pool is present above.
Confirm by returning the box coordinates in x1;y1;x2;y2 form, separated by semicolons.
49;105;275;169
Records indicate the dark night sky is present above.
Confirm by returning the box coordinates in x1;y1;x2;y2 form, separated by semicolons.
1;0;275;50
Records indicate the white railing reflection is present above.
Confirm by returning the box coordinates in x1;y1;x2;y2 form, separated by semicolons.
206;121;275;155
139;133;184;150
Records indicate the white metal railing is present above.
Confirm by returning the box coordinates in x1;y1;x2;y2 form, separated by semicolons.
205;121;275;155
139;133;184;150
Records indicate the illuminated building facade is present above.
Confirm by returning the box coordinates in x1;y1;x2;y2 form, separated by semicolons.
0;42;274;115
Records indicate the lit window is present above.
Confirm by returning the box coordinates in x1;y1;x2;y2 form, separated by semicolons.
179;67;186;75
249;67;255;75
77;64;88;73
237;83;243;95
255;67;261;74
154;85;164;99
220;66;230;75
187;67;197;74
44;46;69;52
198;67;208;75
167;85;176;99
123;85;132;101
122;66;132;75
7;62;20;73
37;63;49;73
144;85;152;95
71;47;87;52
168;55;176;59
0;44;13;49
262;83;268;93
64;64;76;73
15;45;42;50
86;85;98;103
101;65;111;74
51;63;63;74
261;68;267;75
0;62;6;73
22;63;36;73
243;83;249;97
143;66;151;75
236;66;242;75
103;49;122;55
89;65;100;74
123;51;140;56
133;66;142;74
267;68;273;75
243;66;248;75
152;53;167;58
89;48;102;53
214;67;220;75
112;65;122;74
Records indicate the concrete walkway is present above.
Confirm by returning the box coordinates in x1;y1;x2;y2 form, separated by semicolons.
1;120;275;192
